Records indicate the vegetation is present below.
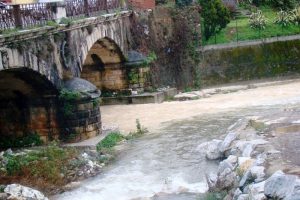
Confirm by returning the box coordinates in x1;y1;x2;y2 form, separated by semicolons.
249;10;267;29
59;89;80;117
1;143;78;186
97;119;148;152
290;6;300;24
96;132;125;153
126;119;149;139
274;9;293;26
0;133;43;149
205;6;300;45
199;0;231;40
268;0;297;10
203;191;227;200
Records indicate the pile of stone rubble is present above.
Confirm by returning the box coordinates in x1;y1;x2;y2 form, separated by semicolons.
202;118;300;200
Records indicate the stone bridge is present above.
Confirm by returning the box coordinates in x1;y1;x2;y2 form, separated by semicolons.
0;11;134;143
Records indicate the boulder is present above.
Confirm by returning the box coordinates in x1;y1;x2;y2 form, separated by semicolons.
4;184;48;200
205;173;217;191
205;139;223;160
264;171;298;199
248;181;267;200
287;179;300;200
218;159;234;173
233;188;242;200
216;168;237;190
250;166;265;182
237;194;250;200
220;132;238;153
225;155;238;169
239;170;251;188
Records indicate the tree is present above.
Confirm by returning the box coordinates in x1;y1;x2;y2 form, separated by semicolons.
199;0;231;41
267;0;296;10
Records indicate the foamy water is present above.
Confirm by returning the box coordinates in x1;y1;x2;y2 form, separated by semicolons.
55;103;300;200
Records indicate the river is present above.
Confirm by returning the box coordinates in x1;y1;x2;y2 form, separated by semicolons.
54;102;300;200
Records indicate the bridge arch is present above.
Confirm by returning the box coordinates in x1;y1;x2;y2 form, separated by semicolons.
0;68;60;144
81;36;128;91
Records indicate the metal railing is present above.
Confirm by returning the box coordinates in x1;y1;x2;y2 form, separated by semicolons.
0;3;53;30
0;0;124;31
65;0;122;18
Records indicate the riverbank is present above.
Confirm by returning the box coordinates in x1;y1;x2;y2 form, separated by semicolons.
101;77;300;134
203;108;300;199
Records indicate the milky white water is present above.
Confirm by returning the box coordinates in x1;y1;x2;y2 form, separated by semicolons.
55;80;300;200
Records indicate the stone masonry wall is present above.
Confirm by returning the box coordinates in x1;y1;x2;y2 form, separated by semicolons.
81;64;128;90
61;98;101;142
200;39;300;86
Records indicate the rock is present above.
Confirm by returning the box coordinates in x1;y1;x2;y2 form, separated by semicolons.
0;193;8;200
216;167;237;190
218;159;234;173
205;139;223;160
220;132;238;153
174;93;199;101
242;143;254;157
255;153;267;166
250;166;265;182
233;188;242;200
264;170;298;199
248;181;267;200
287;179;300;200
205;173;217;191
225;155;238;169
239;170;251;188
237;194;250;200
235;140;268;157
63;182;81;191
4;184;48;200
238;157;254;172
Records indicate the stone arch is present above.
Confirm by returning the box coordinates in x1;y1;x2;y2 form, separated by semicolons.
81;37;128;91
0;67;60;144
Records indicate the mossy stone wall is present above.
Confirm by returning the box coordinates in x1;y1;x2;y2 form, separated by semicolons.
200;40;300;86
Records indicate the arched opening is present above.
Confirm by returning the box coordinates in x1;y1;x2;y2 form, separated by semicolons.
0;68;59;144
81;37;128;91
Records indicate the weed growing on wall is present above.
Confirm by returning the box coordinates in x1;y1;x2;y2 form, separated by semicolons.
59;89;80;117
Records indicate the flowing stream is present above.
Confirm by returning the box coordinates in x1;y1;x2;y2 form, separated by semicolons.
55;104;298;200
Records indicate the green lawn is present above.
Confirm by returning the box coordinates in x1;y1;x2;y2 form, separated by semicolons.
204;6;300;45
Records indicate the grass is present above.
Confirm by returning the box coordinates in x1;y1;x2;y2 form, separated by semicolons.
96;132;125;153
204;6;300;45
96;119;148;152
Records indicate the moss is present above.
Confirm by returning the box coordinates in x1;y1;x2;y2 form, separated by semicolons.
201;39;300;86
